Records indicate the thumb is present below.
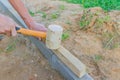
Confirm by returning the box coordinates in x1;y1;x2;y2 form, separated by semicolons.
11;26;17;36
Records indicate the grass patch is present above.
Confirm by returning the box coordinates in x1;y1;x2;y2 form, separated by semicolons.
63;0;120;11
78;9;119;49
94;54;103;62
102;32;120;49
29;10;47;18
36;11;47;18
5;40;16;53
51;12;60;19
29;10;35;16
79;10;91;29
62;32;70;40
65;21;72;25
104;36;115;49
59;5;65;10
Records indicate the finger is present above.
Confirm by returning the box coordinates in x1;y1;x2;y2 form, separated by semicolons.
35;23;47;32
4;26;11;36
8;22;17;36
6;30;11;36
11;26;17;36
0;29;5;34
0;31;7;36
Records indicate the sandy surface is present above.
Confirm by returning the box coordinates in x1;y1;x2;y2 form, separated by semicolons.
22;0;120;80
0;35;64;80
0;0;120;80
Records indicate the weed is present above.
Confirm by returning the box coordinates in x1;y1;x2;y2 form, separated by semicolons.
65;21;72;25
113;43;120;48
51;12;60;19
29;10;35;17
62;32;70;40
97;18;104;24
94;54;103;62
5;40;16;53
97;15;110;24
59;5;65;10
102;32;120;49
104;15;111;21
36;11;47;18
79;10;91;29
104;36;115;49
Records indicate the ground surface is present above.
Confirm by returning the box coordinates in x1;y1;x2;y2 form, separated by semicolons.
0;0;120;80
0;35;64;80
22;0;120;80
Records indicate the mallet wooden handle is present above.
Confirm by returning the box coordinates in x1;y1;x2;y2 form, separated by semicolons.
16;27;46;38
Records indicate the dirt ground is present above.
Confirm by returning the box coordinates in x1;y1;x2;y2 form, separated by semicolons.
0;35;64;80
0;0;120;80
22;0;120;80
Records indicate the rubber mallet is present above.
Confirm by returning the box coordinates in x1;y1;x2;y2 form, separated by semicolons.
16;25;63;49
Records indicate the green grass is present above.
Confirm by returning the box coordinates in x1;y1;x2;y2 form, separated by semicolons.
63;0;120;11
79;10;91;29
36;11;47;18
51;12;60;19
102;33;120;49
5;40;16;53
94;54;103;62
29;10;35;16
59;5;65;10
62;32;70;40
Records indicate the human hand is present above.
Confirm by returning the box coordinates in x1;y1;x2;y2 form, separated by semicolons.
0;14;17;36
30;22;47;32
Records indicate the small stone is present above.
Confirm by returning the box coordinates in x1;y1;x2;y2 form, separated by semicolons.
31;60;34;63
74;37;81;44
34;74;38;77
41;60;46;66
50;75;53;80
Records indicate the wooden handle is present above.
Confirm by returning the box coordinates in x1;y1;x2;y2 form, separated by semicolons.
16;27;46;38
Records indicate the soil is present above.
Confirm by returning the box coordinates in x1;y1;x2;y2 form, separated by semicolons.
0;0;120;80
0;35;64;80
23;0;120;80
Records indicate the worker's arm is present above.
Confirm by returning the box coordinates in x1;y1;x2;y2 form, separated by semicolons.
0;14;17;36
9;0;47;32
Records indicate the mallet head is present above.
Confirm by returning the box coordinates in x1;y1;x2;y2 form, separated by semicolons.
46;25;63;49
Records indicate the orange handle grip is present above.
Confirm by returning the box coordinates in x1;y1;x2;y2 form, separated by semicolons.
16;27;46;38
